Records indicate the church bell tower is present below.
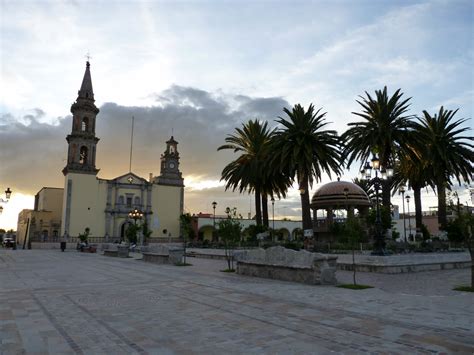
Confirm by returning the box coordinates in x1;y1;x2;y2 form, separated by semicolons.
155;136;184;186
62;61;100;175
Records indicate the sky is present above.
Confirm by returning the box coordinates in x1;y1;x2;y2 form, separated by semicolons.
0;0;473;231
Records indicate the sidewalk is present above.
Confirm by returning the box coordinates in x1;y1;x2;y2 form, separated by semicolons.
1;249;472;354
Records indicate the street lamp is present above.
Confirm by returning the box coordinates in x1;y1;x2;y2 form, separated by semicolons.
127;208;144;245
405;195;411;241
128;208;144;225
212;201;217;241
361;154;393;255
453;191;460;215
343;187;349;217
0;187;12;215
0;187;12;203
399;186;407;243
271;197;275;241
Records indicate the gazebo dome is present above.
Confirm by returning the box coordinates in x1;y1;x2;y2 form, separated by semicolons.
310;180;371;209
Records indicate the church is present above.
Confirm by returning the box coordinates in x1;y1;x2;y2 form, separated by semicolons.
60;61;184;241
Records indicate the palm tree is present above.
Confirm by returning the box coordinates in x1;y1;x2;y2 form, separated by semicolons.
391;140;435;231
353;178;377;204
260;166;292;227
218;119;275;226
272;104;343;231
342;86;415;209
415;107;473;229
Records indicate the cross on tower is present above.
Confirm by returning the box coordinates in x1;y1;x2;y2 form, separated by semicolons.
85;51;92;62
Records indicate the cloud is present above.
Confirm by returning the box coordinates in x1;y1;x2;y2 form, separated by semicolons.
0;85;294;221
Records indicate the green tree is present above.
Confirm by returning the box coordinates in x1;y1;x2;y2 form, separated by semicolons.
446;212;474;288
415;107;473;230
141;220;153;245
272;104;343;232
342;87;414;209
78;227;90;243
346;216;366;285
391;138;435;232
125;224;140;245
217;207;242;271
218;120;276;226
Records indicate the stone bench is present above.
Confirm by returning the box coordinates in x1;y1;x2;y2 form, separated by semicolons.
142;252;171;264
103;250;118;257
234;246;337;285
141;245;184;265
101;244;129;257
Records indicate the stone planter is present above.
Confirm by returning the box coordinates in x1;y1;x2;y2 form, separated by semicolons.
117;245;129;258
234;246;337;285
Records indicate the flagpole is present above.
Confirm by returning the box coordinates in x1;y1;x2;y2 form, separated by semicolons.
129;116;134;173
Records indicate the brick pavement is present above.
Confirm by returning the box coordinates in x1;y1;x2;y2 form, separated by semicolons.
0;249;473;354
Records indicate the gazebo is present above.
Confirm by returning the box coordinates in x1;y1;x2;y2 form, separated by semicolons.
310;180;371;241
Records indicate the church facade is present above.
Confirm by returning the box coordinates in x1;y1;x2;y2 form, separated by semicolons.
61;61;184;241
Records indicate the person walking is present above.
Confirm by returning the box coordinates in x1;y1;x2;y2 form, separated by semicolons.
60;233;67;252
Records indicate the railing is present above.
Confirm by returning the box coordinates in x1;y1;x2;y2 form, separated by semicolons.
28;236;182;244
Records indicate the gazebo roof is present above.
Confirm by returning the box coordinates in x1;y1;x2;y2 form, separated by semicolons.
310;180;371;209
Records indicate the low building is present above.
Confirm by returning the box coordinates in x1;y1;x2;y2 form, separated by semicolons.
191;212;303;241
17;187;64;246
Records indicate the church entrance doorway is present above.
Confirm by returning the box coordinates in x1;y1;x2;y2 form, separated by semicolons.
120;221;133;242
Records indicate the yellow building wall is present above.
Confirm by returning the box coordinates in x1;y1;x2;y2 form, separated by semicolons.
61;173;107;237
151;185;183;238
16;210;33;246
37;188;63;221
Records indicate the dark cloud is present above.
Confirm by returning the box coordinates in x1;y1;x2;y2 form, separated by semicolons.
0;86;292;215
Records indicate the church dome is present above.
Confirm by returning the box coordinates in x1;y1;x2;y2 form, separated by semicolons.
310;180;371;209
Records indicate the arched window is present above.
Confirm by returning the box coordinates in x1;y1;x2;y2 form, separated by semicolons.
134;196;140;206
79;146;88;164
82;117;89;132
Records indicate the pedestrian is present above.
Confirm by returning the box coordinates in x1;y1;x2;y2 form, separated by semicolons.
60;233;67;252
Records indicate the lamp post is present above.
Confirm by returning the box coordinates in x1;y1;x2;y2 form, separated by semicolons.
212;201;217;241
128;208;143;244
453;191;460;215
399;186;407;243
343;187;349;217
361;154;393;255
405;195;411;241
0;188;12;214
271;197;275;241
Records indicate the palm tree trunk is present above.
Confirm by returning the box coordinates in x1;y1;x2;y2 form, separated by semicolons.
255;185;262;226
299;175;312;231
262;194;269;228
413;185;423;232
436;181;447;230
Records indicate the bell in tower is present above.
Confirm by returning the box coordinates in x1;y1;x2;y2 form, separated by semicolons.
62;61;100;176
155;136;184;186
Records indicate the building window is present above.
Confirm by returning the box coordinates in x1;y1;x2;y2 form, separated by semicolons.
79;146;88;164
82;117;89;132
118;195;124;205
134;196;140;206
126;197;132;208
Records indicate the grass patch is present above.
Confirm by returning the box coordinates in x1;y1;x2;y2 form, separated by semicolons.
453;285;474;292
337;284;373;290
220;269;236;273
175;262;193;266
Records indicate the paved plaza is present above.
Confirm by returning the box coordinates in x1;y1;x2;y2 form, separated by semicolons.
0;249;473;354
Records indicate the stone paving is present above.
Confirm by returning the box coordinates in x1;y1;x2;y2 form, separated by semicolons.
0;249;473;354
